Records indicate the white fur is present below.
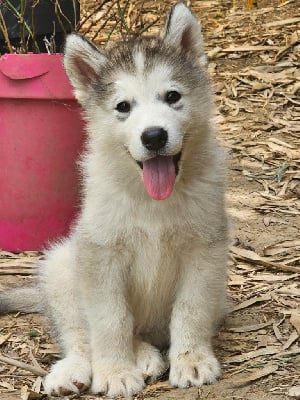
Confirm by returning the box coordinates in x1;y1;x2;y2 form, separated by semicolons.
43;354;91;396
135;340;167;381
37;3;229;397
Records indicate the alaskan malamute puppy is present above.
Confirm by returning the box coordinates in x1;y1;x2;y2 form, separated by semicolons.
0;2;228;397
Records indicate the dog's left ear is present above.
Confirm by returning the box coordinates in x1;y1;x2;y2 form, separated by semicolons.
64;34;107;104
163;2;206;64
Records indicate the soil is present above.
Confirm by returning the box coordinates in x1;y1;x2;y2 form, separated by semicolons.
0;1;299;399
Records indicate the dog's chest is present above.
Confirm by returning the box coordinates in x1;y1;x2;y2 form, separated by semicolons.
127;228;183;328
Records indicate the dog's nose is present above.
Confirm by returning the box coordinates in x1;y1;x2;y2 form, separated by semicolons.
141;127;168;151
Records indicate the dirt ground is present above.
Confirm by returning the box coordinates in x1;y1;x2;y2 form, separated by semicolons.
0;1;299;399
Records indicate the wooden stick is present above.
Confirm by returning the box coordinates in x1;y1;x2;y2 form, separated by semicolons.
231;247;300;274
222;45;280;52
264;17;300;28
0;269;37;276
0;354;47;377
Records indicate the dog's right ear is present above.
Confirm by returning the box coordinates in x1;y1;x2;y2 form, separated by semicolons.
163;2;206;65
64;34;106;104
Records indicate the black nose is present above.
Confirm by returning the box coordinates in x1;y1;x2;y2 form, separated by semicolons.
141;127;168;151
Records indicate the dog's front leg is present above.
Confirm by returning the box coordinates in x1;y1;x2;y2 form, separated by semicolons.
169;243;227;388
78;240;144;397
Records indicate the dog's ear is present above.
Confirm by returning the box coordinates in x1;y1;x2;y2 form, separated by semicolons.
163;2;206;65
64;34;106;103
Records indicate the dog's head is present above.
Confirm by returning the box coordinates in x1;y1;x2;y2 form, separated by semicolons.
64;2;212;200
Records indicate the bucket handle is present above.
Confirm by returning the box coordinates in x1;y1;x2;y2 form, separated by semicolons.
0;54;50;80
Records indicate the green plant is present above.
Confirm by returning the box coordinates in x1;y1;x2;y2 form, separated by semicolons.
0;0;79;54
79;0;159;47
0;0;160;54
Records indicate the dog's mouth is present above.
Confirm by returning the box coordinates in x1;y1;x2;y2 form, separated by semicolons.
136;152;182;201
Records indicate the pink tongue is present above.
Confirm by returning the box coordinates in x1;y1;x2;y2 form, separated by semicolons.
143;156;176;200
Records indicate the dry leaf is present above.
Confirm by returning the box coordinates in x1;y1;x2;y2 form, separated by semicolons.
273;321;284;343
20;386;42;400
0;333;11;346
264;17;300;28
227;321;273;333
231;246;300;273
223;45;280;52
143;381;172;394
228;272;247;286
21;386;30;400
0;380;15;390
276;284;300;296
226;346;280;364
230;364;278;388
276;347;300;358
233;293;271;312
264;239;300;256
31;376;43;394
231;247;261;261
290;312;300;335
288;386;300;397
282;330;300;350
251;273;298;282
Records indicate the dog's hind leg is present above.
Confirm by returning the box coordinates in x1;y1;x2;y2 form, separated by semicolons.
39;240;92;396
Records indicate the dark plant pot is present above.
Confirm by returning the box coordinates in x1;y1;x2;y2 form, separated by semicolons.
0;0;80;53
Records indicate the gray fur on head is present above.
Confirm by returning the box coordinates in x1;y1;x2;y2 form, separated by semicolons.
63;2;207;106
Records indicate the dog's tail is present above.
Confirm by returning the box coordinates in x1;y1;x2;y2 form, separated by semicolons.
0;286;42;314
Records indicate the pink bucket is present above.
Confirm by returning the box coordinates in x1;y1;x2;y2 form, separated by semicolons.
0;53;85;251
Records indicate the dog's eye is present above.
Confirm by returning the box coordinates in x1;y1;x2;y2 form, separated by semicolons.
116;101;131;113
165;91;181;105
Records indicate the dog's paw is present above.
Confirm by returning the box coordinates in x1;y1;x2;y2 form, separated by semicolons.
91;361;145;398
135;341;167;382
169;350;221;388
43;354;91;396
